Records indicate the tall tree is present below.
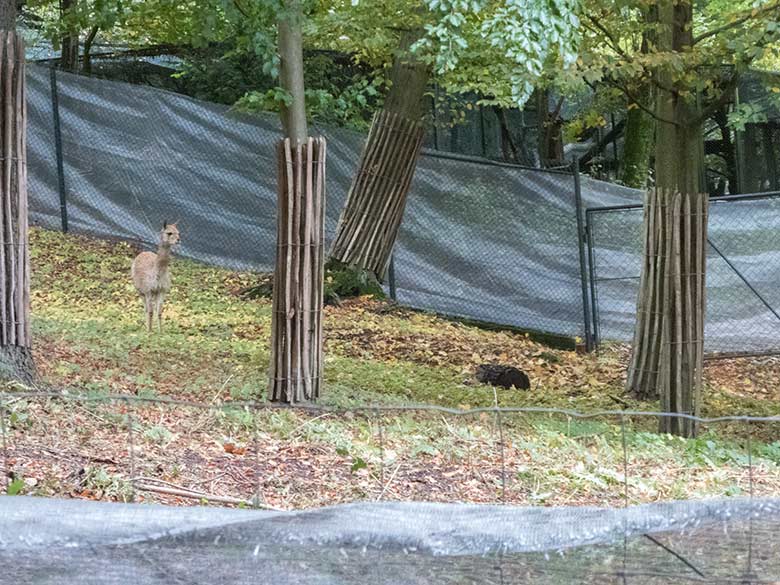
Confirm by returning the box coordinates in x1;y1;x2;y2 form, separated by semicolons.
325;0;582;278
0;0;34;383
329;28;429;279
268;0;326;403
612;0;780;434
59;0;79;71
536;89;565;167
621;104;654;187
627;0;705;436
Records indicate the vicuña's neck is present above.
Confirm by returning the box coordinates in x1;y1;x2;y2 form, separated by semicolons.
156;243;172;266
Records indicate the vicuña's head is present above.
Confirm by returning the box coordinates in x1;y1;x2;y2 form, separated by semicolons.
160;221;180;246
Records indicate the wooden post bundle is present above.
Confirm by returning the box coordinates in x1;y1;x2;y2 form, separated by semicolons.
329;110;425;279
627;188;707;436
268;137;326;403
0;29;33;383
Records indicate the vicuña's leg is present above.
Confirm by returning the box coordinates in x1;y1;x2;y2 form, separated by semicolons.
156;295;165;333
144;294;153;332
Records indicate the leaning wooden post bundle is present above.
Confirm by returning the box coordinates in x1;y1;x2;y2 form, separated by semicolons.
329;110;425;279
329;29;429;281
627;188;707;436
0;0;34;383
268;137;326;403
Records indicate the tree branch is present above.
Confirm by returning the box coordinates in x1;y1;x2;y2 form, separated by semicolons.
579;118;627;167
694;1;780;45
584;14;676;95
83;25;99;73
133;478;284;511
588;78;679;126
690;73;739;127
232;0;250;18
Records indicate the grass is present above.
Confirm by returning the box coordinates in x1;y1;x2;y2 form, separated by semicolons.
3;227;780;508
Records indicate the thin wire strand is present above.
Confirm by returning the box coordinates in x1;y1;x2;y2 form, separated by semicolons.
253;408;262;509
493;387;507;503
375;409;385;498
124;397;136;503
620;414;629;508
0;399;8;492
2;390;778;424
746;421;756;582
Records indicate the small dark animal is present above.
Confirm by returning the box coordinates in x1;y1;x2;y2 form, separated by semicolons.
475;364;531;390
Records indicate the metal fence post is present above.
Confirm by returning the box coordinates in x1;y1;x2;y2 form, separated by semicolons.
388;254;397;302
585;213;601;346
573;157;594;351
50;67;68;233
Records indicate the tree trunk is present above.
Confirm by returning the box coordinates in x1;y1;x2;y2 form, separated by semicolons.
621;6;657;189
328;30;429;280
82;25;99;74
0;1;34;384
712;109;737;193
621;105;655;188
268;0;325;403
277;5;307;146
493;106;520;163
626;0;705;436
59;0;79;72
536;89;564;167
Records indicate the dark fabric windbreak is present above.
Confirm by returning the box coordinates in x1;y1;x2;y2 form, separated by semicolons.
588;194;780;354
25;64;642;341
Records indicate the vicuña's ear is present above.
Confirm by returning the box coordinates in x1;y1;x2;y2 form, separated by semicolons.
163;220;168;229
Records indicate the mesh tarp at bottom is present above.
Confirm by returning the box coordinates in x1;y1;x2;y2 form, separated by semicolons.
3;496;779;584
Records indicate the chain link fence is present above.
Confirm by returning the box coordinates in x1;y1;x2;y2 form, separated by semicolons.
24;63;780;356
25;64;643;347
587;192;780;356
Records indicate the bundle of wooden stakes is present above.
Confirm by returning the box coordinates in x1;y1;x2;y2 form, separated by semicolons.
627;188;708;436
0;30;33;383
330;110;425;279
268;137;326;403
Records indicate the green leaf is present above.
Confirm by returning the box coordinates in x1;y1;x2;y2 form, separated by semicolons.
6;478;24;496
350;457;368;473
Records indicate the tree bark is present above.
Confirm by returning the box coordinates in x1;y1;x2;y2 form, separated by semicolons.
329;29;429;280
268;0;325;403
59;0;79;72
621;105;655;188
82;25;99;74
493;106;521;163
0;1;34;384
621;6;657;188
277;4;307;146
535;89;564;167
626;0;705;436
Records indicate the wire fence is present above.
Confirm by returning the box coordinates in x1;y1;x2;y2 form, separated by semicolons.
25;64;643;349
587;192;780;356
22;63;780;358
2;389;779;510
